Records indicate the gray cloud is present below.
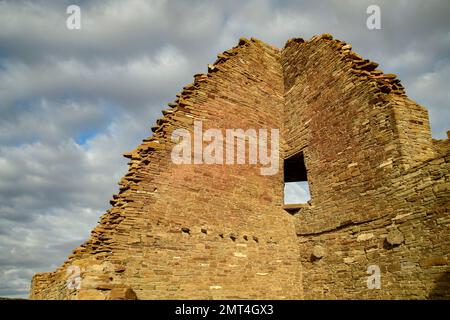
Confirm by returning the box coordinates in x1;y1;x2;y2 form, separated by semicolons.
0;47;191;116
0;99;110;145
0;0;449;298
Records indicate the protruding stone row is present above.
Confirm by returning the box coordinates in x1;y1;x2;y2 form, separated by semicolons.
283;34;406;97
65;36;260;266
137;36;258;148
307;34;406;96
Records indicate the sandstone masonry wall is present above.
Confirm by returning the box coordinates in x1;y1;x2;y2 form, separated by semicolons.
30;34;449;300
31;38;303;300
281;34;450;299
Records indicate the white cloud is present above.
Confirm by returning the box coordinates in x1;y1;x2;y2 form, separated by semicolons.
284;182;311;205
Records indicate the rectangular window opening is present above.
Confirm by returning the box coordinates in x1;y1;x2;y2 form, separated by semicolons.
284;151;311;206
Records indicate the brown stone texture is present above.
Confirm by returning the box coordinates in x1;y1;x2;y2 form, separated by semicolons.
30;34;450;300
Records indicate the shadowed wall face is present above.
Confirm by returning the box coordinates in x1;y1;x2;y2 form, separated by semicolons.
282;36;450;299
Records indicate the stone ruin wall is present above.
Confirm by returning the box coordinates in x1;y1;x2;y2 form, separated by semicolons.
31;38;303;300
282;35;450;299
30;34;450;299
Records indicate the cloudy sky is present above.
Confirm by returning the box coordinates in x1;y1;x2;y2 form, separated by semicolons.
0;0;449;298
